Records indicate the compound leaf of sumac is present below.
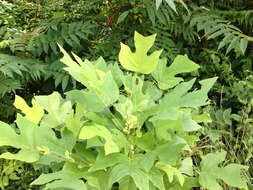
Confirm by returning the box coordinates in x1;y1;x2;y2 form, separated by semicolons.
119;31;163;74
199;151;248;190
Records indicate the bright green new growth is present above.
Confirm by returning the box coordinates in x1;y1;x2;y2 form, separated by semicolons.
14;95;44;124
119;31;163;74
0;31;248;190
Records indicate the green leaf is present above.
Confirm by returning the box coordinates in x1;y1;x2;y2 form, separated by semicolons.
149;167;166;190
0;149;39;163
70;34;80;46
146;4;156;25
130;76;151;112
154;142;185;165
199;151;248;190
151;109;201;141
218;33;233;50
89;151;127;172
160;77;217;108
0;115;74;163
140;152;157;172
136;132;155;152
168;177;200;190
165;0;177;13
117;11;129;24
65;103;86;139
156;0;162;9
119;177;137;190
35;92;72;128
31;163;87;190
66;89;105;112
155;9;167;25
59;46;119;108
179;77;217;107
179;0;190;14
13;95;44;124
114;97;134;119
79;124;119;155
152;56;199;90
179;158;193;176
109;164;132;189
191;110;212;123
156;162;184;186
50;41;57;54
226;36;239;54
240;38;248;55
62;75;69;91
109;162;150;190
119;31;163;74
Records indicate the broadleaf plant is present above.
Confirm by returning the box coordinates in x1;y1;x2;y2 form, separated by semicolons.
0;32;248;190
119;31;163;74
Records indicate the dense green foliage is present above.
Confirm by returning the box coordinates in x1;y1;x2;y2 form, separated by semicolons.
0;0;252;189
0;32;248;190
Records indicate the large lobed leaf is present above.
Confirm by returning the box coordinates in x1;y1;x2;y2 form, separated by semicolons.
14;95;44;124
119;31;163;74
152;56;199;90
199;151;248;190
59;46;119;112
0;114;74;163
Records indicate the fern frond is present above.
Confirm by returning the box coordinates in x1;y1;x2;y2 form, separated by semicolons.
148;25;180;61
190;10;253;54
0;75;22;96
0;53;45;79
29;21;96;56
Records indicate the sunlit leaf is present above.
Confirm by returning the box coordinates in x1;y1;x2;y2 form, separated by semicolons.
119;31;163;74
14;95;44;124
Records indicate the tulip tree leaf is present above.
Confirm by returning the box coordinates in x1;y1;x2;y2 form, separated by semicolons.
79;124;119;155
152;56;199;90
109;162;150;190
0;114;74;163
119;31;163;74
35;92;72;128
199;151;248;190
148;167;166;190
14;95;44;124
156;162;184;186
31;163;87;190
0;31;244;190
160;77;217;109
118;177;137;190
59;46;119;110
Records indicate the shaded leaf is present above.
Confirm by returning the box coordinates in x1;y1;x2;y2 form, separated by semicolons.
117;11;129;24
199;151;248;190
